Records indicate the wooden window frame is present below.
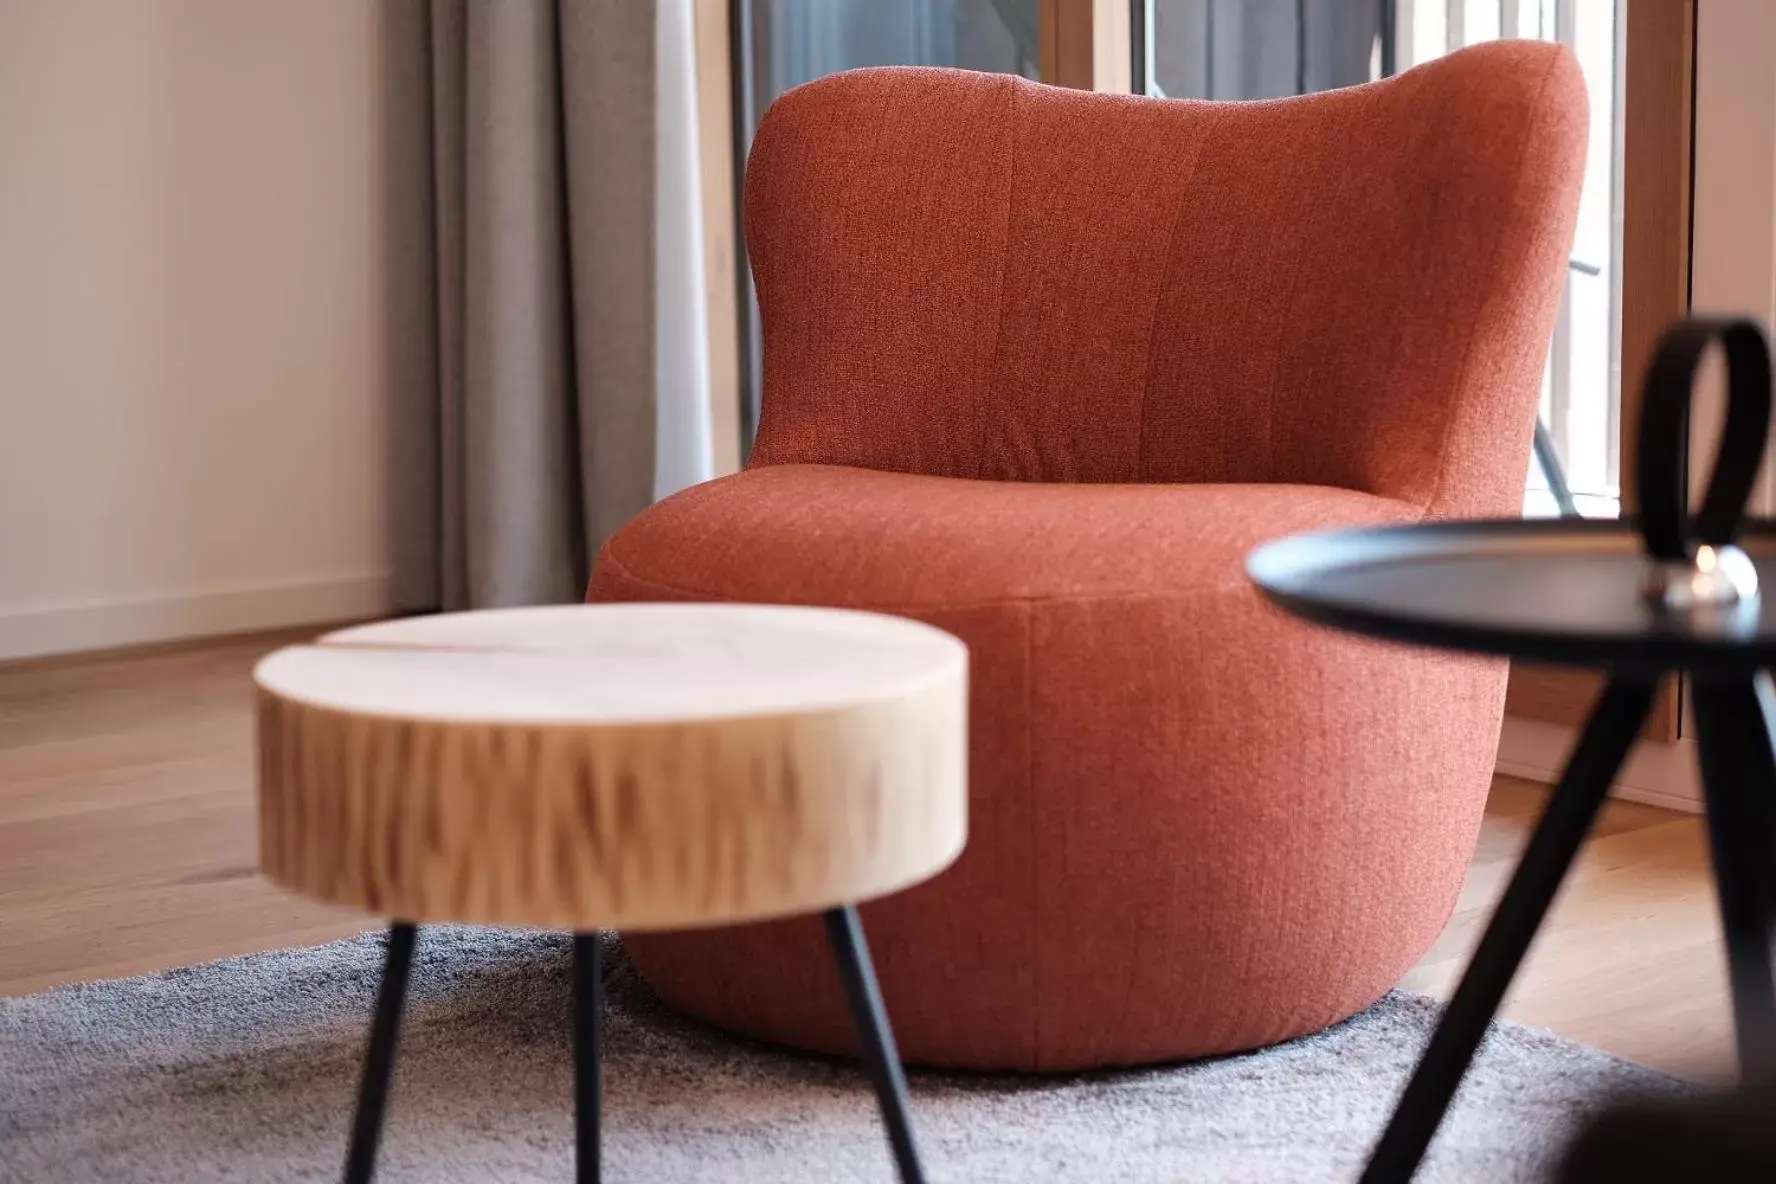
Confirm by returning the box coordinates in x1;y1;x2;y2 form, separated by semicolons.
1041;0;1133;92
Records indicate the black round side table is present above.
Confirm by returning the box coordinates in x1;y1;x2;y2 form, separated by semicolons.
1248;319;1776;1182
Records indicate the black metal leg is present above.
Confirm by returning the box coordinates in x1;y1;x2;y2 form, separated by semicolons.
1360;678;1658;1183
344;923;418;1184
1689;674;1776;1085
575;933;604;1184
1534;419;1581;519
824;907;928;1184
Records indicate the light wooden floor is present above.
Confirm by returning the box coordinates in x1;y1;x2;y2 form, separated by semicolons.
0;631;1734;1081
1400;776;1731;1082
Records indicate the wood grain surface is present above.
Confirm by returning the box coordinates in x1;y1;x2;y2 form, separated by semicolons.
255;606;969;930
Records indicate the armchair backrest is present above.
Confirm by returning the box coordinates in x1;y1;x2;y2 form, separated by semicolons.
743;41;1586;518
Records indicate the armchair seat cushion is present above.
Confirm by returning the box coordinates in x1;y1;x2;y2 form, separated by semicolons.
589;463;1507;1070
596;463;1418;608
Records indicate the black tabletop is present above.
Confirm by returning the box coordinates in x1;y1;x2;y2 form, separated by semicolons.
1247;518;1776;675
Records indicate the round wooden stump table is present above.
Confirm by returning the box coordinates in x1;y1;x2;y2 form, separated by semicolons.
254;604;969;1184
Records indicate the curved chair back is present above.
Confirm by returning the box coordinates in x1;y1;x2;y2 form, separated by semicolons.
744;42;1587;518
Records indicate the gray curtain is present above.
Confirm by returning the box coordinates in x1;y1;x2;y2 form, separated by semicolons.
389;0;656;613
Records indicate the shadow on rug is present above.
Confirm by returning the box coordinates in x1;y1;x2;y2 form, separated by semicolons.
0;928;1685;1182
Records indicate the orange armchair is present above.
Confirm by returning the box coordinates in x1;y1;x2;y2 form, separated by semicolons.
589;41;1586;1071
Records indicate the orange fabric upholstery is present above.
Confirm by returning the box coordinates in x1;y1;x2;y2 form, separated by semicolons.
589;41;1586;1071
743;42;1584;518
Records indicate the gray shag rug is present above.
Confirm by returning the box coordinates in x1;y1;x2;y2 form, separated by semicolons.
0;928;1685;1182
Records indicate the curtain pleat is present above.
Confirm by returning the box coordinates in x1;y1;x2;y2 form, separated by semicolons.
394;0;657;612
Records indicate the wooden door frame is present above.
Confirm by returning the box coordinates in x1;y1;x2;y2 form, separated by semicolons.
1503;0;1694;740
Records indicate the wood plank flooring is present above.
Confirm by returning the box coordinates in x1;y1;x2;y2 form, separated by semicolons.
0;631;367;994
1400;775;1730;1082
0;630;1734;1081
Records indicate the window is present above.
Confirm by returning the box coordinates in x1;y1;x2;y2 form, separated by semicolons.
1138;1;1626;521
744;0;1040;101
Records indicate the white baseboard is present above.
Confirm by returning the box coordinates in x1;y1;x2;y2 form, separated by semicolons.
0;575;392;662
1495;714;1702;813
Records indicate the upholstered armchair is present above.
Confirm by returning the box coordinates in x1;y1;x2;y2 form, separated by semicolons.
588;41;1586;1072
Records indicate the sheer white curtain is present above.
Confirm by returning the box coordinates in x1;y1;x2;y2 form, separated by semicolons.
655;0;715;500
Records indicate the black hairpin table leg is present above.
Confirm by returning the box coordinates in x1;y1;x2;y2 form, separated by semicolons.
344;923;418;1184
824;906;928;1184
574;933;604;1184
1360;679;1659;1184
1690;674;1776;1085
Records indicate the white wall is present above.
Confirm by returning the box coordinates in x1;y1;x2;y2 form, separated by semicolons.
0;0;396;659
1690;0;1776;517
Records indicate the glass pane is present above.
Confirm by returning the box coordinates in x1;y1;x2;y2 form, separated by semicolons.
748;0;1039;119
1149;0;1385;100
1141;1;1624;521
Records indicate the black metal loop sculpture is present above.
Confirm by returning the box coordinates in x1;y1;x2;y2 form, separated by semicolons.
1635;318;1771;608
1635;317;1772;560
